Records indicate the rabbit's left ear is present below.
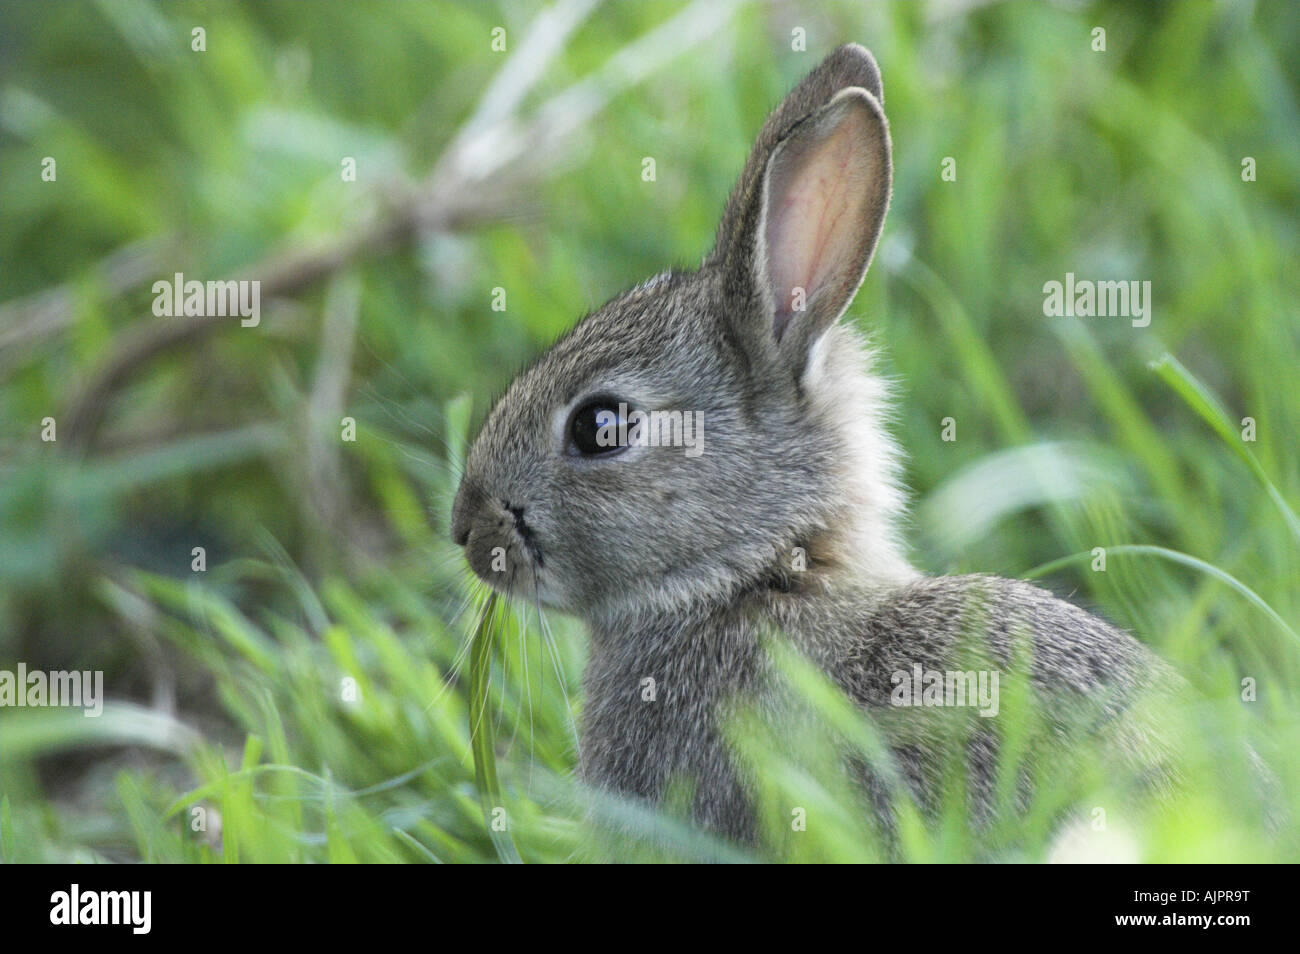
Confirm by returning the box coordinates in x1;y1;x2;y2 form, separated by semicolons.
713;50;891;380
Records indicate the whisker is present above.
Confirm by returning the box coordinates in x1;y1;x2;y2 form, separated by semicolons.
531;566;581;770
426;578;488;713
516;598;537;787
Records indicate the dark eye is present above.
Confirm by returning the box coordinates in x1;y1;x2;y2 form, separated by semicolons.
568;398;628;457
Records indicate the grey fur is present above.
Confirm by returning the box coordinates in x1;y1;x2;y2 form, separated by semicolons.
452;44;1177;844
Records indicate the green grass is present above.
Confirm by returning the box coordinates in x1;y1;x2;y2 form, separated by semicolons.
1;0;1298;862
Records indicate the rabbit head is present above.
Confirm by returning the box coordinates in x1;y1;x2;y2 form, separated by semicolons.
452;44;916;623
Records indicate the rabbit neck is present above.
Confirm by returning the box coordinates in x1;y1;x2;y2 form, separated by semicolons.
580;602;769;839
796;322;919;595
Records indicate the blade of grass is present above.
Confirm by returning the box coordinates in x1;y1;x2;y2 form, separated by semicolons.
469;591;522;863
1024;544;1300;650
1151;352;1300;546
0;795;14;862
393;827;444;863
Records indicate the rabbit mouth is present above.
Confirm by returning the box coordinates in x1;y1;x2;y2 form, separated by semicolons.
465;532;543;600
506;504;545;568
457;498;552;604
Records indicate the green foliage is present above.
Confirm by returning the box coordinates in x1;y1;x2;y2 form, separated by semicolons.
0;0;1297;862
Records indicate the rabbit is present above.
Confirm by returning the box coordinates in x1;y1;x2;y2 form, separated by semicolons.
451;44;1180;847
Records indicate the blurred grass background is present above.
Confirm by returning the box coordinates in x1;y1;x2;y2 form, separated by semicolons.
0;0;1297;862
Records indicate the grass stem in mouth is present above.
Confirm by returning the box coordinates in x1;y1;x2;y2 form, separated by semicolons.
469;591;523;863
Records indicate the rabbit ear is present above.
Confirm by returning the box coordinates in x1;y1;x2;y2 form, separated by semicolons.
711;45;891;379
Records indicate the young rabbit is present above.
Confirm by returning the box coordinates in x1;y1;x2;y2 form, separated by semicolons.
451;44;1177;844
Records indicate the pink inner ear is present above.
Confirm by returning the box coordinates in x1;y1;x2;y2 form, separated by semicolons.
766;107;876;340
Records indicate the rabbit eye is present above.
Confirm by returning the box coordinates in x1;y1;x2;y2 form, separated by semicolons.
568;399;628;457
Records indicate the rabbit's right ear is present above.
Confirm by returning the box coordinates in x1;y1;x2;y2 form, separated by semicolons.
709;45;891;382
